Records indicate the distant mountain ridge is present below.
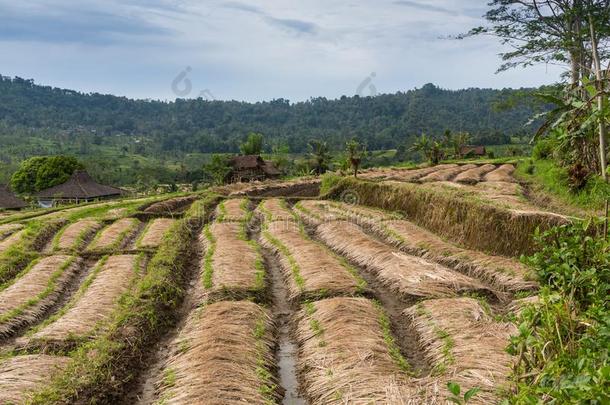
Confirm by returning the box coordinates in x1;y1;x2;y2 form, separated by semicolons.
0;76;545;154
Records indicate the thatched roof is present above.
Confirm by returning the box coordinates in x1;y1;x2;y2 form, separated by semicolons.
35;171;124;200
0;185;27;209
262;160;281;175
229;155;263;170
460;145;486;156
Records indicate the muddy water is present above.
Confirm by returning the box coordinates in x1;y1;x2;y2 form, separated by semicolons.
259;235;307;404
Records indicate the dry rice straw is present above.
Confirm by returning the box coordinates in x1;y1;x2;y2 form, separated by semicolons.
155;300;278;404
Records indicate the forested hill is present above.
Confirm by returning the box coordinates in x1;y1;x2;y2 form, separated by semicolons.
0;76;544;154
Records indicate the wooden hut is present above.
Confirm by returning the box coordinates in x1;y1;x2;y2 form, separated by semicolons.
459;145;487;158
227;155;281;183
0;185;27;210
35;171;125;207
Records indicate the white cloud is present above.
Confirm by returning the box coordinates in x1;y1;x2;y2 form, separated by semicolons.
0;0;565;101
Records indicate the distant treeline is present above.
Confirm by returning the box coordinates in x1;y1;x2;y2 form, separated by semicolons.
0;76;547;155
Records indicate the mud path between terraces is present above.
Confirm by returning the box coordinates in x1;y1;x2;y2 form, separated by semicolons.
250;214;307;405
127;224;205;405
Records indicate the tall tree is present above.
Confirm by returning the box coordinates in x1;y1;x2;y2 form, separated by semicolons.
465;0;610;87
240;132;264;155
467;0;610;178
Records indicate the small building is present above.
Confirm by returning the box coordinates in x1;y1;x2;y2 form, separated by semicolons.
0;184;27;210
35;171;126;208
460;145;487;158
227;155;281;183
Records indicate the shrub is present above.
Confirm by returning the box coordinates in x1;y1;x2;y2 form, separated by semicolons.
507;221;610;403
532;138;555;160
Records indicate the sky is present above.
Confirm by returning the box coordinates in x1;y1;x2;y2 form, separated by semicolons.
0;0;565;102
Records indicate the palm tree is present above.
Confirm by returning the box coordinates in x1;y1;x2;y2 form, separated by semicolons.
346;139;365;178
409;134;443;165
308;139;331;175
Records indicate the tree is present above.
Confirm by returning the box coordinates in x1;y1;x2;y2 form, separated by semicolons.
10;155;84;194
346;139;366;178
271;143;290;174
308;140;331;175
464;1;610;87
448;132;471;158
409;134;443;165
240;132;264;155
469;0;610;180
203;154;231;185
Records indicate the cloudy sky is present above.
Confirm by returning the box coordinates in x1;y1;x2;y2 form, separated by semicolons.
0;0;565;102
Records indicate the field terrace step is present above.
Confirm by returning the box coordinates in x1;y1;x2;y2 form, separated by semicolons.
136;218;176;249
23;254;141;348
405;297;516;404
294;199;401;228
142;195;197;215
367;220;536;293
200;221;265;300
0;223;24;240
299;200;537;293
454;164;497;185
316;221;492;299
260;221;366;302
295;297;414;403
484;164;517;182
51;219;102;252
0;229;26;254
0;255;81;338
302;198;538;293
418;164;478;183
0;354;71;404
214;198;250;222
86;218;140;253
255;198;297;222
154;300;279;404
384;164;459;182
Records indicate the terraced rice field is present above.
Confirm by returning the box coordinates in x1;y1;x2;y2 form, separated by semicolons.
0;176;550;404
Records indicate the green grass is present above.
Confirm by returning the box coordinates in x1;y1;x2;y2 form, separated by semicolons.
515;158;610;212
373;300;412;374
202;224;216;289
0;219;64;285
27;196;214;404
262;229;305;290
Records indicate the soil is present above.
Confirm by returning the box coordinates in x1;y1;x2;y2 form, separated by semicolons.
126;229;205;404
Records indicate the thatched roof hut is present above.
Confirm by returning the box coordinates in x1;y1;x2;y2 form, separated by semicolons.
460;145;487;157
227;155;281;183
35;171;125;207
0;185;27;210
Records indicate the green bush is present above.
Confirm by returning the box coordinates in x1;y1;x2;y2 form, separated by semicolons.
532;139;555;160
507;221;610;403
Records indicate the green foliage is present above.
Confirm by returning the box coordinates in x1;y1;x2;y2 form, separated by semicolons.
0;77;542;185
240;132;264;155
203;154;231;185
308;139;332;175
516;159;610;211
10;155;83;194
532;138;555;160
346;139;365;177
409;134;443;164
447;382;480;404
507;222;610;403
